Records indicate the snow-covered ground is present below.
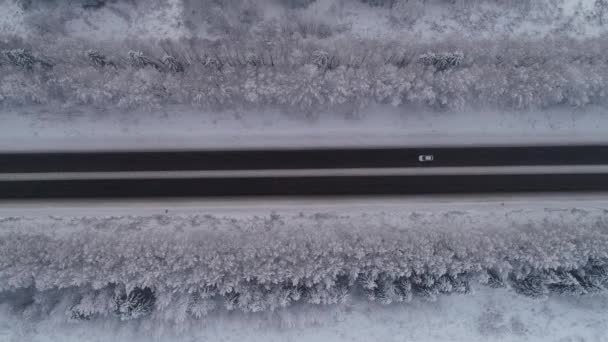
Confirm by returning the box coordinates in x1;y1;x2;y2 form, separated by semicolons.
2;106;608;151
4;0;607;41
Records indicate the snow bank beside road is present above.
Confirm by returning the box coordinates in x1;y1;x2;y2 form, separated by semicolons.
2;106;608;152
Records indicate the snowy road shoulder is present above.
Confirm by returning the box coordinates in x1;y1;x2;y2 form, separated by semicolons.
2;107;608;152
2;193;608;216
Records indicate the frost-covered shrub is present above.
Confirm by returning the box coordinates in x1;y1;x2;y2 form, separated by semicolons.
2;36;608;112
86;49;115;68
292;19;335;39
418;51;464;71
311;49;338;70
162;55;185;73
243;51;262;67
510;274;547;298
69;286;156;321
128;51;162;70
113;287;155;320
595;0;608;25
81;0;107;9
2;49;38;70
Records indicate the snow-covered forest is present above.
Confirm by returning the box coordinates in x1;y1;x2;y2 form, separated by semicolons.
1;0;608;115
2;207;608;322
1;200;608;341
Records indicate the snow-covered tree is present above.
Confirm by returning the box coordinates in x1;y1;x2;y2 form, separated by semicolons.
128;51;162;71
418;51;464;72
162;55;185;73
596;0;608;25
1;207;608;321
3;49;39;70
113;287;155;320
86;50;115;69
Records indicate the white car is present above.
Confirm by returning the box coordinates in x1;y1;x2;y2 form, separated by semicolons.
418;155;435;162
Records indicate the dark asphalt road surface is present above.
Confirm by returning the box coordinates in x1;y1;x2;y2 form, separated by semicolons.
1;174;608;198
1;145;606;198
1;145;608;172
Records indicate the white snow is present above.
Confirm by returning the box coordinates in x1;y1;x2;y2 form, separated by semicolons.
0;0;188;41
2;192;608;217
0;0;27;37
1;106;608;152
1;288;607;342
3;0;607;42
66;0;189;41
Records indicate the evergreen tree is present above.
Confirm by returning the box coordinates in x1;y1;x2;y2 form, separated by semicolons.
113;287;155;320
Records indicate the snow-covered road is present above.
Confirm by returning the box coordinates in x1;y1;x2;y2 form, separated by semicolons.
3;192;608;216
